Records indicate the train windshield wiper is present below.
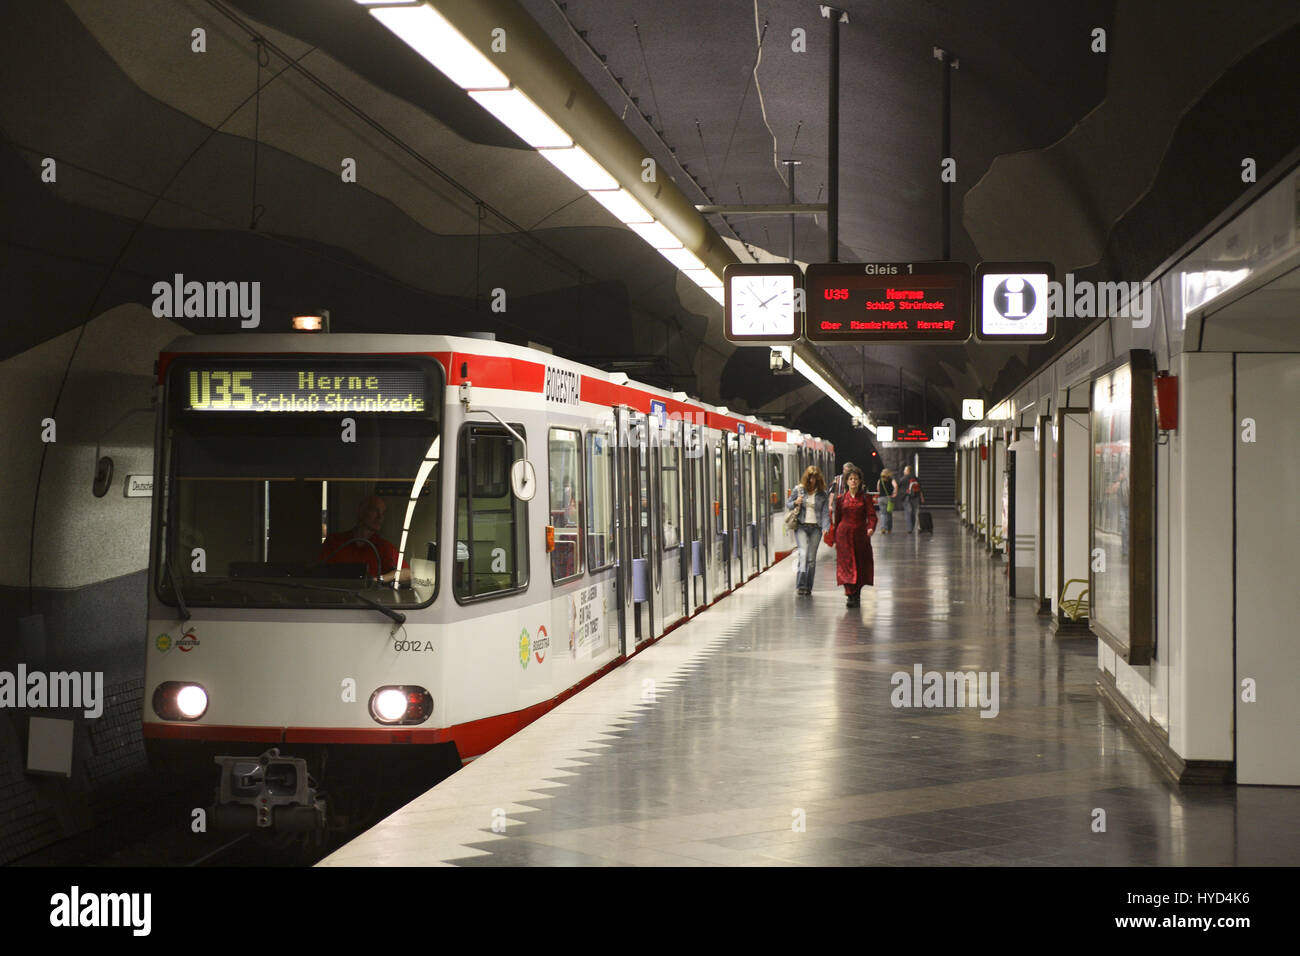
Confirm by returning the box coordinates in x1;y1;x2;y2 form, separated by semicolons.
213;577;407;628
163;558;191;621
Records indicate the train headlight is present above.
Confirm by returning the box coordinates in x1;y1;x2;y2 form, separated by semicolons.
373;688;408;722
152;681;209;721
368;686;433;725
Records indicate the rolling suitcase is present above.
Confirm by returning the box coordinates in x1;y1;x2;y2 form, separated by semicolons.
917;511;934;533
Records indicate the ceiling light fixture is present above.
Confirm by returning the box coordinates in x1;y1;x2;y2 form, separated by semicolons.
368;4;509;91
537;145;619;191
468;88;572;148
627;221;683;249
587;188;654;224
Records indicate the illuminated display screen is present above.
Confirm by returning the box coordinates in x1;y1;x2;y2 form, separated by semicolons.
975;261;1055;343
175;361;433;413
805;262;971;343
893;426;933;443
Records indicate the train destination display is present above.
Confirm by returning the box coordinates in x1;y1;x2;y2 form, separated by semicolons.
805;262;971;343
178;364;431;413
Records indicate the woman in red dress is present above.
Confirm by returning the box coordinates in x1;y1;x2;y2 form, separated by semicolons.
832;466;877;607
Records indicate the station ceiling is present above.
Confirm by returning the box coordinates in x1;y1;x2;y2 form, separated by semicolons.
3;0;1298;458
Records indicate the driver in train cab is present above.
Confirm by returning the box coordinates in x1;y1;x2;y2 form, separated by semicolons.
320;495;410;584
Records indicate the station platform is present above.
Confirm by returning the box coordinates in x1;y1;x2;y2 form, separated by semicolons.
319;514;1300;867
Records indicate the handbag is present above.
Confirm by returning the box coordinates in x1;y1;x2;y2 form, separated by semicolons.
823;529;835;546
886;499;894;513
784;509;799;532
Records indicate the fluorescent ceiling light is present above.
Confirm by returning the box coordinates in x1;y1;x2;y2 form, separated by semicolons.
537;145;618;191
588;189;653;224
686;269;722;289
627;221;683;249
369;5;509;91
657;247;705;272
468;89;572;148
703;287;725;306
354;1;420;5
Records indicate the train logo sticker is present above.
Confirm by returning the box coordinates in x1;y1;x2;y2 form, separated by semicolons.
176;627;200;653
155;633;172;653
519;628;531;669
533;625;549;664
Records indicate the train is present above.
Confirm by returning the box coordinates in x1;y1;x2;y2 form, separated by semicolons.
141;331;834;833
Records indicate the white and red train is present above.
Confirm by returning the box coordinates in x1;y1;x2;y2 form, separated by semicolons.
142;331;833;830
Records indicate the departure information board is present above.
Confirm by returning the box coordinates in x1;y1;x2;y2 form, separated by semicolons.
805;262;971;343
176;362;432;413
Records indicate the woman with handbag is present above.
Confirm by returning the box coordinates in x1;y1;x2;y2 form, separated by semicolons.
832;465;878;608
785;466;829;596
876;469;896;534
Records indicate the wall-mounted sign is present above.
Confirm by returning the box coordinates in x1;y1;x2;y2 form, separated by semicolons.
723;263;803;344
805;262;971;343
876;425;894;443
124;475;153;498
932;425;951;444
892;426;933;443
961;398;985;420
975;261;1056;343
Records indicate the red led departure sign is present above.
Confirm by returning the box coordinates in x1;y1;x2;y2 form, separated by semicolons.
805;261;971;343
893;426;933;443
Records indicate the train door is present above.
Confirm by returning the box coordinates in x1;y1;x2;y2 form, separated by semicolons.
728;432;743;586
711;433;730;599
686;422;707;610
658;416;687;629
758;439;771;568
612;406;633;656
744;434;759;577
629;409;656;647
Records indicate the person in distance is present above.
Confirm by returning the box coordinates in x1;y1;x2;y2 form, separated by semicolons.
875;468;896;534
786;466;830;596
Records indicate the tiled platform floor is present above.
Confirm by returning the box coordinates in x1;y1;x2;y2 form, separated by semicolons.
321;513;1300;866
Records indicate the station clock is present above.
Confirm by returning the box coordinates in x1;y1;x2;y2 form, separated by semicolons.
723;263;804;344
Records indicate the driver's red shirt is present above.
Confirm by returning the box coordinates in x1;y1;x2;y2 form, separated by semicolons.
319;530;408;577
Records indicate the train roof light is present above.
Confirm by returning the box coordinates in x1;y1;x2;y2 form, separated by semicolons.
292;311;329;332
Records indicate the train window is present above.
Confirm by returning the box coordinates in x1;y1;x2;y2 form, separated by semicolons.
548;428;583;583
585;431;615;571
661;443;682;550
454;424;528;602
768;453;783;514
153;356;442;612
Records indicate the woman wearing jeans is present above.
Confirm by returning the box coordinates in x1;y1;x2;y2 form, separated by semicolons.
786;466;829;596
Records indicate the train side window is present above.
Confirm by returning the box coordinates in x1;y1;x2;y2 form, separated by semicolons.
661;443;682;550
453;424;528;602
585;431;615;571
768;453;783;513
548;427;584;583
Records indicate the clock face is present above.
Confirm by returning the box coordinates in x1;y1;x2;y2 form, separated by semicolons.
728;275;796;337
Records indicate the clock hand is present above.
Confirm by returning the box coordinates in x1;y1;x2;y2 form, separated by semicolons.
755;293;780;309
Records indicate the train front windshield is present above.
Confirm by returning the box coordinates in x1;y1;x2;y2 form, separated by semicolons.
154;357;443;610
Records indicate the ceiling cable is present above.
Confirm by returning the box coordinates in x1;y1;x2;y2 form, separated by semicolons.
752;2;787;190
546;0;754;259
